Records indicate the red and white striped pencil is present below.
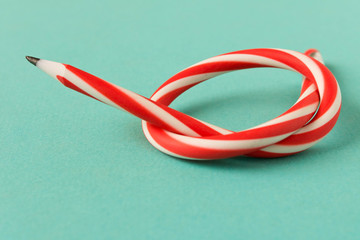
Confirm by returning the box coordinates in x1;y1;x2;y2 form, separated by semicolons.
26;48;341;160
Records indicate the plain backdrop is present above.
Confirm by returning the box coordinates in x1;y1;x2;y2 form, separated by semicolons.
1;0;359;239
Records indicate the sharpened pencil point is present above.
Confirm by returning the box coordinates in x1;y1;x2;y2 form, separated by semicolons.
26;56;40;66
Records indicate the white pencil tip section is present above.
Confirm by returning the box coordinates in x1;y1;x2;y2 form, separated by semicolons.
36;59;66;80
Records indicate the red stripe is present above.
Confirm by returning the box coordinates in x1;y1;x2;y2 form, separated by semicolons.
274;109;340;145
146;123;260;159
153;81;205;105
56;75;103;102
153;62;269;96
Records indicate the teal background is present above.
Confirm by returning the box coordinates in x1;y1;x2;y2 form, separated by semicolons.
1;0;359;239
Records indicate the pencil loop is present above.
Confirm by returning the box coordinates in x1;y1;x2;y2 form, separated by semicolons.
27;48;341;160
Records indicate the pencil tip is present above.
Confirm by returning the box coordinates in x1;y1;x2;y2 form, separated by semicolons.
25;56;40;66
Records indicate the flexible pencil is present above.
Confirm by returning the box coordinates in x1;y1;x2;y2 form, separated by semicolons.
26;48;341;160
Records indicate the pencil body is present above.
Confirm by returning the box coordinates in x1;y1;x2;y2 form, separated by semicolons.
27;48;341;160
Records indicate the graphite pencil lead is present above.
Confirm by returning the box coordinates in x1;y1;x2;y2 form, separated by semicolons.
25;56;40;66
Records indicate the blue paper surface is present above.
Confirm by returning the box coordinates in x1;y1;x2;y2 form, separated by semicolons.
1;0;359;239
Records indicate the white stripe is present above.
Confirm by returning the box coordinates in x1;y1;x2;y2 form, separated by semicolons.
259;140;321;153
151;71;229;101
190;54;295;71
196;119;233;135
64;70;126;111
165;131;292;150
250;103;318;130
142;121;182;158
296;83;317;102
